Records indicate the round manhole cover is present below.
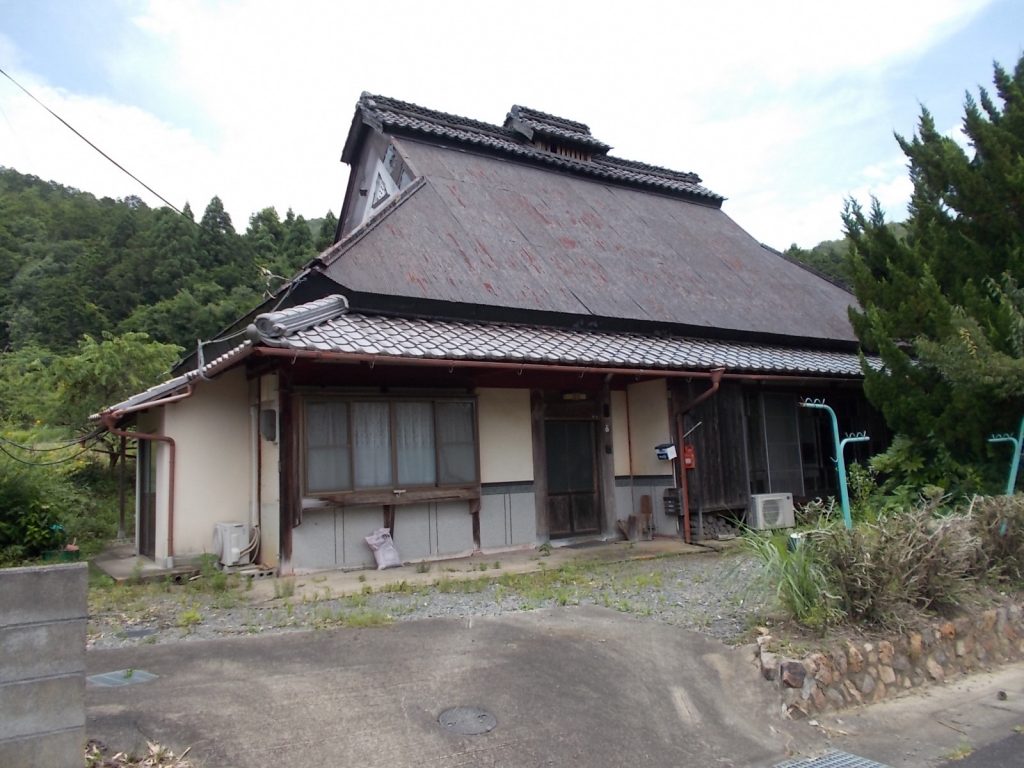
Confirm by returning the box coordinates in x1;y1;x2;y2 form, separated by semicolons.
438;706;497;735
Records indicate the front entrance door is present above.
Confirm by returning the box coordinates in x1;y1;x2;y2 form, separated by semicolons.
544;420;599;537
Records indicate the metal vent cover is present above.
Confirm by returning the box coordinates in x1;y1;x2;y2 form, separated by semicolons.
772;750;891;768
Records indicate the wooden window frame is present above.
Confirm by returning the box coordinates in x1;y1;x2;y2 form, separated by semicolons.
301;394;480;507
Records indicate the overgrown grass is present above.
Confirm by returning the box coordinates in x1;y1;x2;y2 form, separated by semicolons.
433;576;489;593
743;532;841;629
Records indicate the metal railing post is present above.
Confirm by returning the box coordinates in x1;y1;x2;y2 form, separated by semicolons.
800;399;869;530
987;414;1024;496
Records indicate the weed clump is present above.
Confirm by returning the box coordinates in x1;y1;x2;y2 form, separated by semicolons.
968;494;1024;583
750;492;1020;631
817;504;976;628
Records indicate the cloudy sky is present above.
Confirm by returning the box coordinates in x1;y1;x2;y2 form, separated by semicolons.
0;0;1021;249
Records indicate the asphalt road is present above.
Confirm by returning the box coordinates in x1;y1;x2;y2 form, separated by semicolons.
86;605;1024;768
940;732;1024;767
87;606;797;768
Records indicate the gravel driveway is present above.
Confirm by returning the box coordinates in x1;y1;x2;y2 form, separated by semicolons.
88;549;771;650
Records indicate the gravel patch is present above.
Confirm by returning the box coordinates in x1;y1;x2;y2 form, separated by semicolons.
88;550;771;650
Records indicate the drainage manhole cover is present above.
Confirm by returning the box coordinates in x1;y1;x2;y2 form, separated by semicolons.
438;706;497;735
87;669;158;687
773;751;892;768
122;627;156;638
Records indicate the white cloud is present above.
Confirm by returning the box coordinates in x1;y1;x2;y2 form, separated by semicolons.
0;0;993;243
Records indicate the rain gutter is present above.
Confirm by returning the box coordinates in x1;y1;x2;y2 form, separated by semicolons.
250;347;857;382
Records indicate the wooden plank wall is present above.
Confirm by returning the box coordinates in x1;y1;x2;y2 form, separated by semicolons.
674;381;750;513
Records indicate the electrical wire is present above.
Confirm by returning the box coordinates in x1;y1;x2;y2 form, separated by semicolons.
0;429;105;452
0;439;100;466
0;65;184;215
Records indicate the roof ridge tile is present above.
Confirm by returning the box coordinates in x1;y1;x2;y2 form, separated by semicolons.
355;93;723;204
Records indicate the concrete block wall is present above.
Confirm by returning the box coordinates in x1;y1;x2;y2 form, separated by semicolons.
0;563;87;768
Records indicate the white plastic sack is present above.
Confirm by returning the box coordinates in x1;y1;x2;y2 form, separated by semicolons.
364;527;402;570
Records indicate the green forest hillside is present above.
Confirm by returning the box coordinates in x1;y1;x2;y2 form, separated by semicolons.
783;222;908;289
0;167;337;354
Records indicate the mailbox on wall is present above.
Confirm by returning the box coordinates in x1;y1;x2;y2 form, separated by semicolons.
655;443;677;461
682;443;696;469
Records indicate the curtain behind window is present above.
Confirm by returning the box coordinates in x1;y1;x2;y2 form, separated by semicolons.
306;401;351;492
395;402;436;485
353;402;392;488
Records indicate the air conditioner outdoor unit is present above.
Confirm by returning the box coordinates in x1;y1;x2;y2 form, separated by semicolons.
213;522;250;567
748;493;795;530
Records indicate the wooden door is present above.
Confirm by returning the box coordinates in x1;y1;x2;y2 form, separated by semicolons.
544;420;599;537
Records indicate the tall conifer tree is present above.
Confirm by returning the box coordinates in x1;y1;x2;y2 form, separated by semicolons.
845;55;1024;486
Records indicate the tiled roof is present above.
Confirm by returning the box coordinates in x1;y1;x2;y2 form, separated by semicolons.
320;139;858;343
505;105;613;152
95;342;254;417
353;94;722;203
100;299;871;418
255;301;869;377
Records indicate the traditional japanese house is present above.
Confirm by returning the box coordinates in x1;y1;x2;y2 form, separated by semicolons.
99;94;882;572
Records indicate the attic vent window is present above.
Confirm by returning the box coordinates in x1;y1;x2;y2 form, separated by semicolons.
371;173;389;207
534;140;592;162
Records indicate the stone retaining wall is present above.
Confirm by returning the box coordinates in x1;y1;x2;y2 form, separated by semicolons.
756;600;1024;718
0;563;87;768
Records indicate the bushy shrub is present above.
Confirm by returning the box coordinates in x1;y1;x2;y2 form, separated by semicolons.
0;451;123;566
969;494;1024;583
817;503;976;628
868;435;984;501
0;459;67;563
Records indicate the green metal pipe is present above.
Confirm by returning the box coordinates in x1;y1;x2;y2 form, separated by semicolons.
987;414;1024;497
800;399;869;530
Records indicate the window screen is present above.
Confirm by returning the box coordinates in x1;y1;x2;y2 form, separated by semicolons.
436;402;477;484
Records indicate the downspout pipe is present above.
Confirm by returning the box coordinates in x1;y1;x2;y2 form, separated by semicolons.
675;367;726;543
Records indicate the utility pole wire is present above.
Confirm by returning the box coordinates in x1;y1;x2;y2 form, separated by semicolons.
0;65;184;215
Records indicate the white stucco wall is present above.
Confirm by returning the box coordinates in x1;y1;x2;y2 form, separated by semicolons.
627;379;672;477
477;388;533;483
258;374;280;567
162;368;253;560
611;390;631;476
